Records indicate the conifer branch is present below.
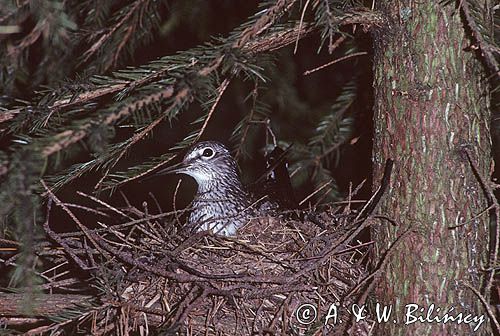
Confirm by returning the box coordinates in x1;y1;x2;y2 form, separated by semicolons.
2;1;386;206
41;86;175;157
94;88;189;189
82;0;157;71
194;78;231;143
0;293;93;317
459;0;499;77
233;0;298;49
1;8;384;127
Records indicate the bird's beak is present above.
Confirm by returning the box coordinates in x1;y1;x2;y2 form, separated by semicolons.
154;161;187;176
141;162;187;182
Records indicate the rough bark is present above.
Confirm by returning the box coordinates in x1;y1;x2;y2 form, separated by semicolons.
371;1;492;335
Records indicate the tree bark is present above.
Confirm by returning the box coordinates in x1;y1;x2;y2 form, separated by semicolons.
371;1;492;335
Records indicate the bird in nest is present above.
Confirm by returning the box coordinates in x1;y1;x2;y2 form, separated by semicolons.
154;141;296;235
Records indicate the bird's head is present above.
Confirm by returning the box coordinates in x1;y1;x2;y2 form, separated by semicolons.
155;141;240;186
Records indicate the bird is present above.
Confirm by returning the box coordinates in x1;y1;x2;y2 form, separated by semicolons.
156;141;280;235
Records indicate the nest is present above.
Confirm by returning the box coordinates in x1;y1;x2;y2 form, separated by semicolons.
161;215;371;335
0;160;392;335
37;178;379;336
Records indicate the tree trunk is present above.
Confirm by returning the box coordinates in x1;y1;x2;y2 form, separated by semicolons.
371;1;492;335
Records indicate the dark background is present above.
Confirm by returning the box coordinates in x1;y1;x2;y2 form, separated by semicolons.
0;0;376;217
109;0;374;212
5;0;496;231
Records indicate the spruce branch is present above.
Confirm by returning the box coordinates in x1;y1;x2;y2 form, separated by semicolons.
2;3;385;196
98;78;230;190
283;80;357;201
0;293;93;317
81;0;163;72
82;0;148;63
4;0;296;133
94;87;190;189
41;86;177;159
312;0;339;53
309;80;356;154
1;8;384;126
193;78;231;143
303;50;367;75
232;0;298;49
231;82;269;159
24;0;306;191
458;0;499;77
0;0;29;25
0;1;79;93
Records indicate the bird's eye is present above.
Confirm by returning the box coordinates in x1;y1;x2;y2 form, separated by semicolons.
201;147;215;158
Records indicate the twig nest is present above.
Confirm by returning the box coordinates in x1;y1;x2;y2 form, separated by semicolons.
113;210;370;335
